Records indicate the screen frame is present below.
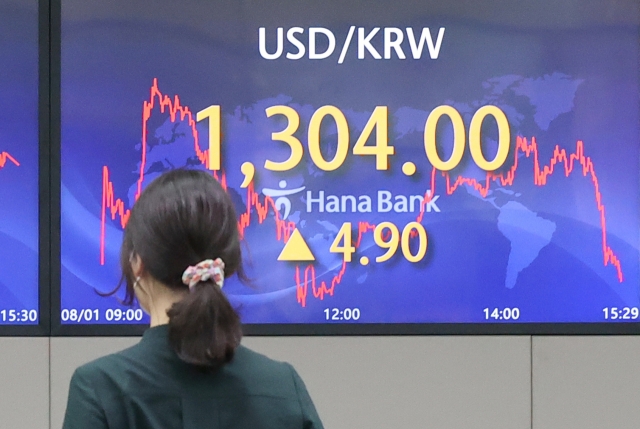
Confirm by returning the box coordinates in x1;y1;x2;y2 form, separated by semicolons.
49;0;640;337
0;0;53;336
50;323;640;337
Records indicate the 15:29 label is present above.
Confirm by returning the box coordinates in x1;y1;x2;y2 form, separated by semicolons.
602;307;639;320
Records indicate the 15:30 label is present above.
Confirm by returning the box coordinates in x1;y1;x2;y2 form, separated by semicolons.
0;309;38;323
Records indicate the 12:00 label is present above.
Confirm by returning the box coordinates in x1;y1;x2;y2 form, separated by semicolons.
324;308;361;321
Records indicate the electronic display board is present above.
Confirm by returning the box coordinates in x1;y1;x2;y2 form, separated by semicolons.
59;0;640;333
0;0;41;328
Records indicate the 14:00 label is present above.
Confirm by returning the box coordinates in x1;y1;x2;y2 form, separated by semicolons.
483;308;520;320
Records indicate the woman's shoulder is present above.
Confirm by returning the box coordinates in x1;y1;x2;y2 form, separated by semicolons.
225;345;301;397
225;345;323;427
231;345;294;375
69;342;306;400
70;343;142;384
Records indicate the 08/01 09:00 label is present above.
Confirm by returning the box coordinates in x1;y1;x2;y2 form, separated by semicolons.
61;308;145;323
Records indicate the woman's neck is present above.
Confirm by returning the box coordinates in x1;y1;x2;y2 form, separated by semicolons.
146;284;188;327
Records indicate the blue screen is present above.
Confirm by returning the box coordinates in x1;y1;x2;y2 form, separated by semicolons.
61;1;640;325
0;0;39;325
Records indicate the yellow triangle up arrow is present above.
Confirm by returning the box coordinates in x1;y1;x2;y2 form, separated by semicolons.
278;228;315;261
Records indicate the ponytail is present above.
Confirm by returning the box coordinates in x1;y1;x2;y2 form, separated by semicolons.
167;280;241;369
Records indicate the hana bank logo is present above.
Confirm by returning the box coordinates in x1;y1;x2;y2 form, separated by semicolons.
261;180;306;220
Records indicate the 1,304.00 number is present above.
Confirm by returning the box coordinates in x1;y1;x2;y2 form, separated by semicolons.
197;104;510;173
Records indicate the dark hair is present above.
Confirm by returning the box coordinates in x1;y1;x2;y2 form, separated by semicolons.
116;169;243;369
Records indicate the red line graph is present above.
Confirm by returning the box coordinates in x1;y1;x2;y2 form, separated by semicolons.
0;151;19;170
295;137;624;306
437;137;622;282
100;78;296;264
100;79;623;308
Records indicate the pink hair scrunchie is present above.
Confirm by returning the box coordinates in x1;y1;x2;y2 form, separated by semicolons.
181;258;225;290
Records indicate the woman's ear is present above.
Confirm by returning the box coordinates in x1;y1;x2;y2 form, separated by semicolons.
130;253;144;278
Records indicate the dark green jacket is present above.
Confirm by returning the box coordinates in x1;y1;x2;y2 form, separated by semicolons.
62;325;323;429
